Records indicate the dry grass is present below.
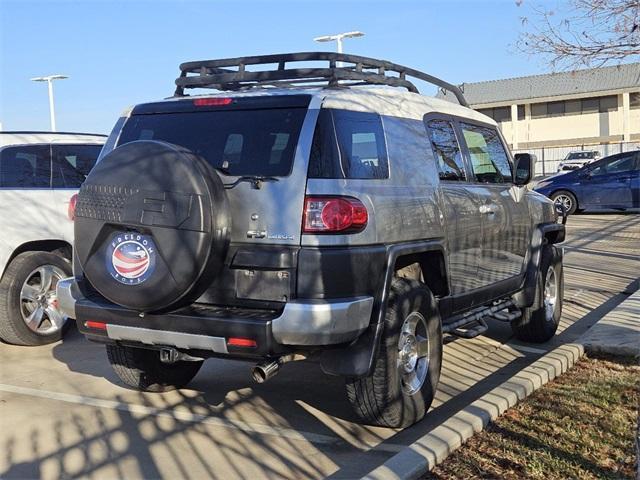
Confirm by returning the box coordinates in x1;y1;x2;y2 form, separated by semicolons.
425;355;640;480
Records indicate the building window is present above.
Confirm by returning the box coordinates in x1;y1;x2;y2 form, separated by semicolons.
599;95;618;112
518;105;525;120
547;101;565;117
629;92;640;109
581;98;600;114
477;107;512;123
531;103;547;118
565;100;581;115
493;107;511;123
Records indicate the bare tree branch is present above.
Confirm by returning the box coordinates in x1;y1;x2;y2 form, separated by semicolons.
517;0;640;69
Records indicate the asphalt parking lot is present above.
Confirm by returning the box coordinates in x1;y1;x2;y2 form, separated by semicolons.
1;213;638;480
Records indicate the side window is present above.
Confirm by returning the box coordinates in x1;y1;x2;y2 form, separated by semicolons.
52;144;102;188
589;160;607;176
308;109;389;179
0;145;51;188
606;153;637;174
309;109;340;178
460;123;513;183
425;119;466;181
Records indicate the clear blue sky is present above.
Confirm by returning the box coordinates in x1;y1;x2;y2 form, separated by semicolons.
1;0;559;133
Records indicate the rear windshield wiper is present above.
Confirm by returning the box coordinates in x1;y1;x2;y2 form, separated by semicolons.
213;161;279;190
222;175;279;190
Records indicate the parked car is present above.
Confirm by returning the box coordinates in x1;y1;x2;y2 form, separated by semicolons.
0;131;105;345
535;150;640;214
556;150;600;173
57;53;564;428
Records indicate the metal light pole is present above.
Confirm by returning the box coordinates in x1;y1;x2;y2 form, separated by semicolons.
314;31;365;66
30;75;68;131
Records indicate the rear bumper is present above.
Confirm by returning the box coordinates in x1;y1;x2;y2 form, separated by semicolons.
57;278;373;356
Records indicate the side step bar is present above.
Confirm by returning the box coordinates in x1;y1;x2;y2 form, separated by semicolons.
443;299;521;339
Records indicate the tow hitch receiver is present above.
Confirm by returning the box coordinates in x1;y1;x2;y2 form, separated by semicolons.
159;347;203;363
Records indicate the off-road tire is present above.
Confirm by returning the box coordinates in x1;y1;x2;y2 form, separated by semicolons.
512;245;563;343
550;190;578;215
345;278;443;428
0;251;71;346
106;344;203;392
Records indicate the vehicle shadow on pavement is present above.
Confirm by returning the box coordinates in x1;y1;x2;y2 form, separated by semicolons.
2;214;638;479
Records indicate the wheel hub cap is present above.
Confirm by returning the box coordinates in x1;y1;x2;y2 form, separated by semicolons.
20;265;68;335
398;312;430;395
555;195;572;211
400;336;418;373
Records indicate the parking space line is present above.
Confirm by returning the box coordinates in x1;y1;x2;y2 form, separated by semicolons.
0;383;406;453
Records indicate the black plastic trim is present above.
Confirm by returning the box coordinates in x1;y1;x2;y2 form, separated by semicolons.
319;240;446;378
541;222;566;244
297;245;386;299
75;296;288;357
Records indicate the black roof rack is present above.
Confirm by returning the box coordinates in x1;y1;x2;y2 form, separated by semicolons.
174;52;468;107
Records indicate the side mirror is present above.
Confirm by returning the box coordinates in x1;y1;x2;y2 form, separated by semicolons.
514;153;536;186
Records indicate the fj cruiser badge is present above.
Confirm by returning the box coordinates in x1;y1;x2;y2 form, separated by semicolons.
106;233;157;285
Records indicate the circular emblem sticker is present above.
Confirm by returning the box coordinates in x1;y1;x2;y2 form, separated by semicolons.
106;233;157;285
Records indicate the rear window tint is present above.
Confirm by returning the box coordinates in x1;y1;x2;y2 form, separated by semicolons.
0;145;51;188
117;108;307;177
309;109;389;179
52;144;102;188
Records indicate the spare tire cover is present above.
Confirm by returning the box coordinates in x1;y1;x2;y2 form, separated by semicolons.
75;140;230;312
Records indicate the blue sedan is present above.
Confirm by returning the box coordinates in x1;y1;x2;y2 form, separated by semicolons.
534;150;640;214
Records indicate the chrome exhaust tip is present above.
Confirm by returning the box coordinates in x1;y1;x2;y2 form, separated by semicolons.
252;360;280;383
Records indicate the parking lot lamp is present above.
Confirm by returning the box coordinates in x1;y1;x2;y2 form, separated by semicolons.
30;75;68;132
314;31;365;66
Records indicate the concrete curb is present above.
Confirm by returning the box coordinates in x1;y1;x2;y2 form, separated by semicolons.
362;343;585;480
580;289;640;358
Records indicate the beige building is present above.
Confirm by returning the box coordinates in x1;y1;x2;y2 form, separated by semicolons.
438;62;640;151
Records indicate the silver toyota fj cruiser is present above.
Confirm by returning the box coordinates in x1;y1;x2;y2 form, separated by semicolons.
57;53;565;428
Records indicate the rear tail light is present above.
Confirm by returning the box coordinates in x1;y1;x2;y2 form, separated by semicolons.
84;321;107;331
302;196;368;233
227;337;257;348
68;193;78;221
193;97;233;106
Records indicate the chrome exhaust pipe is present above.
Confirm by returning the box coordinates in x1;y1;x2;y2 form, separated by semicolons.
251;354;304;383
252;360;280;383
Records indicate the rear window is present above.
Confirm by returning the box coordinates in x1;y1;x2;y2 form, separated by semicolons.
117;108;307;177
309;109;389;179
0;145;51;188
52;144;102;188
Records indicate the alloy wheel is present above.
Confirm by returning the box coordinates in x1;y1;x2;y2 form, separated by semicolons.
543;267;558;322
20;265;68;335
397;311;430;395
554;194;573;213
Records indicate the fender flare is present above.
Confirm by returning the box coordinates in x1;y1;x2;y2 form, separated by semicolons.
512;222;565;308
319;239;446;378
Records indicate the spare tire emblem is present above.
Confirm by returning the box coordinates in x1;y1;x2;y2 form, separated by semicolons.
106;233;157;285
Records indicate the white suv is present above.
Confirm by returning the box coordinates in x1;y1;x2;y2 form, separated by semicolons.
556;150;600;173
0;131;105;345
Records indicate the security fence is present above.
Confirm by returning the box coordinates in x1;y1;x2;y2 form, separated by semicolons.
513;141;640;177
